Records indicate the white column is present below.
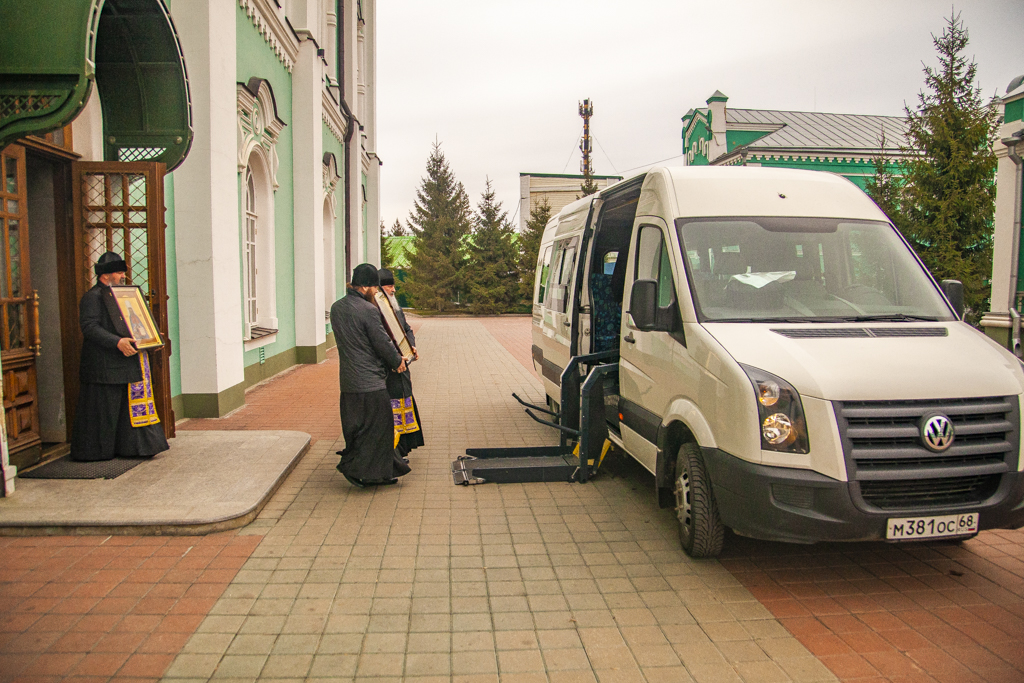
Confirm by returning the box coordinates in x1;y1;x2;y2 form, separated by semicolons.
520;174;531;233
292;35;327;353
988;124;1024;316
362;0;380;266
171;0;245;411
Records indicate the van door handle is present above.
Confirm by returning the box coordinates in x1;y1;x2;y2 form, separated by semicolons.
562;321;571;326
624;333;636;344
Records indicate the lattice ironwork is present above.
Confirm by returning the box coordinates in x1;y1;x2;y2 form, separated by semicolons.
0;94;62;120
117;147;167;163
80;172;150;294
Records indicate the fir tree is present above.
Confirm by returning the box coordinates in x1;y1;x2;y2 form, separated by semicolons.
390;219;408;237
404;142;473;311
467;178;520;314
897;12;998;324
865;130;909;235
580;175;599;197
519;198;552;303
379;220;395;273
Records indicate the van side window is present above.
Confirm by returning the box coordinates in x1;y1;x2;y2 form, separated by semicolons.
545;237;577;313
535;245;553;304
635;225;676;307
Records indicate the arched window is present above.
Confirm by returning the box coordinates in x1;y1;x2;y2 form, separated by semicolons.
242;152;277;342
244;168;258;334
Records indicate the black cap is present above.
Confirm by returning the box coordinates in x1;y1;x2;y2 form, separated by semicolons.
352;263;380;287
95;251;127;276
378;269;395;286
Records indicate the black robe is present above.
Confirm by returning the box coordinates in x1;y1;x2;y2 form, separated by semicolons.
385;297;424;457
331;288;410;484
70;284;169;462
337;389;411;482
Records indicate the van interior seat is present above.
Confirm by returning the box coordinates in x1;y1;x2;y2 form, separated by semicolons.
591;272;620;352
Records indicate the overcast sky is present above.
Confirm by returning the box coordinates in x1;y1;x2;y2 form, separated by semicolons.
376;1;1024;232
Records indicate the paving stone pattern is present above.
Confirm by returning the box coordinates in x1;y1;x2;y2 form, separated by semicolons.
163;318;833;683
4;316;1023;682
0;533;260;682
721;531;1024;682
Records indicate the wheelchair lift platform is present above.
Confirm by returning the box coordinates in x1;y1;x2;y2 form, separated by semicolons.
451;351;618;486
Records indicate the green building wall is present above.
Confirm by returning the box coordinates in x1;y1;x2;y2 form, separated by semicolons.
323;119;345;330
236;3;297;378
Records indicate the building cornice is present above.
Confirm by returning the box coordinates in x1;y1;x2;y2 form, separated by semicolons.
238;0;299;72
322;88;348;144
715;146;913;167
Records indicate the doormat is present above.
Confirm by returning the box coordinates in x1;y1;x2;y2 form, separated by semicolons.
18;456;149;480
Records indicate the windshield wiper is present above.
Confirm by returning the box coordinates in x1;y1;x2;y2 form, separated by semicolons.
850;314;940;322
710;317;820;323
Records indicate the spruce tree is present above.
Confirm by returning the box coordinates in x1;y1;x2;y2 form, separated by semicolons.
519;198;552;303
379;220;395;273
467;179;520;314
865;130;909;235
404;142;473;311
897;12;997;323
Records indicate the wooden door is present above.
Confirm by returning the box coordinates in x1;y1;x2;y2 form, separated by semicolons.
70;161;174;439
0;145;42;465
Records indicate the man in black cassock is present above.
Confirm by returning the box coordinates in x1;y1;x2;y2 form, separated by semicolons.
70;251;169;462
331;263;411;487
378;268;424;459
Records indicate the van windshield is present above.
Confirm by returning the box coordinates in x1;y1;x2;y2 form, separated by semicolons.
675;217;955;323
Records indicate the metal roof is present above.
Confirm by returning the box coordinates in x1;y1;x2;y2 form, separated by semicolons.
725;108;908;153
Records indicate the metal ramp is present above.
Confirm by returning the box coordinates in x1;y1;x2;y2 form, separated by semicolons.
452;351;618;486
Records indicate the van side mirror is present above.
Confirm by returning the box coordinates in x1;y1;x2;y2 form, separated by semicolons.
941;279;964;319
629;279;658;330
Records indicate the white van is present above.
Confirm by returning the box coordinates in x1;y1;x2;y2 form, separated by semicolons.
531;165;1024;557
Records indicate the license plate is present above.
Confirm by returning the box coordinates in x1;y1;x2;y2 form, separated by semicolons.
886;513;978;540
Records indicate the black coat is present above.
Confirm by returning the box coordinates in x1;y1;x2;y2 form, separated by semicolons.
330;288;402;393
79;284;142;385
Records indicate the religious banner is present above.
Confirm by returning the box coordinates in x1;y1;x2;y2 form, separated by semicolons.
110;285;164;350
373;291;413;359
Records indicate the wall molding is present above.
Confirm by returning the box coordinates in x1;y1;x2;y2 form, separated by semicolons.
238;0;299;72
238;79;287;188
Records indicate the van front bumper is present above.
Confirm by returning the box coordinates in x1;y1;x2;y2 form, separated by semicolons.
702;448;1024;544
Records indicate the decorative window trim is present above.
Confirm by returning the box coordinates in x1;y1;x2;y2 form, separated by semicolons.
242;152;279;341
323;152;342;217
238;78;286;189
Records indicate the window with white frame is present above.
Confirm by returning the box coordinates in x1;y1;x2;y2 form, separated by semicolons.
244;168;259;335
237;78;284;342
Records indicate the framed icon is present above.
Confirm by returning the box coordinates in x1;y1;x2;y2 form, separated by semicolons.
373;291;413;360
110;285;164;350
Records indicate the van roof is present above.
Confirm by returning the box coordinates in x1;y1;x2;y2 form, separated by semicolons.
655;166;888;221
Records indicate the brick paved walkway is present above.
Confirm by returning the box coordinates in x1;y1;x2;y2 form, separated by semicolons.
161;317;833;682
721;531;1024;682
4;316;1023;682
0;533;259;682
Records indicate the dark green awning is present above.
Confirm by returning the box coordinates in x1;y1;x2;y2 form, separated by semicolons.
0;0;192;170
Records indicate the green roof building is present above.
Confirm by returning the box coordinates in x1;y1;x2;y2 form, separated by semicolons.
682;91;908;191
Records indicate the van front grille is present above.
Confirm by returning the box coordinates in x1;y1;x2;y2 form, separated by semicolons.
833;396;1019;512
859;475;1001;510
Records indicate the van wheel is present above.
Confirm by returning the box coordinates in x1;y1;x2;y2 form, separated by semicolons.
674;442;724;558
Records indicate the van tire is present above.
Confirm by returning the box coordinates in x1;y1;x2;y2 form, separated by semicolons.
674;442;724;558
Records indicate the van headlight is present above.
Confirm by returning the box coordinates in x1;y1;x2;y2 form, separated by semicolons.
740;364;809;454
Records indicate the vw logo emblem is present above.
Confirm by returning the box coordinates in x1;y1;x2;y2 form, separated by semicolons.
921;414;954;452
